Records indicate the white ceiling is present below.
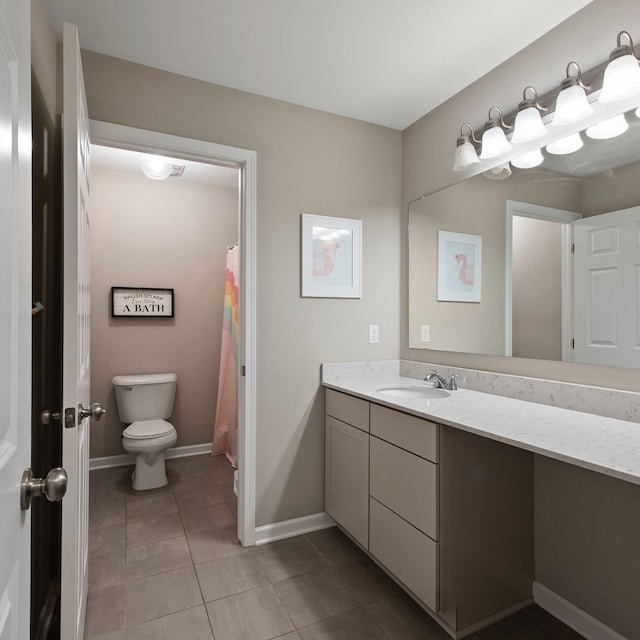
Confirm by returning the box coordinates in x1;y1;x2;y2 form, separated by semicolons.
91;144;239;187
43;0;593;130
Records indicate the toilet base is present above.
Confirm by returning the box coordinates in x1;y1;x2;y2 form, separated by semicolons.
131;453;169;491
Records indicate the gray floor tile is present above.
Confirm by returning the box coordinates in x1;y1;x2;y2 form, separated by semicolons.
298;607;389;640
205;585;295;640
126;535;193;580
126;604;214;640
195;550;269;602
180;502;236;533
83;584;125;639
186;524;244;563
88;505;126;531
174;485;226;511
272;633;302;640
126;491;178;520
126;565;203;626
126;512;184;547
87;549;125;592
333;557;402;605
305;528;365;566
366;593;449;640
88;524;126;557
273;567;358;628
256;536;327;583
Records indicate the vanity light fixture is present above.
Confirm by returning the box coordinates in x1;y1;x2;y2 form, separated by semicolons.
546;132;584;155
599;31;640;103
512;149;544;169
511;87;547;143
479;107;512;160
140;154;186;181
452;123;481;171
483;162;512;180
585;113;629;139
551;62;593;126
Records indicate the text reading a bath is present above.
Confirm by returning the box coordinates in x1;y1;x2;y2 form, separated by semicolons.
111;287;175;318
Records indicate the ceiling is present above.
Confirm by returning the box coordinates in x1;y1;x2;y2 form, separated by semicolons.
43;0;593;130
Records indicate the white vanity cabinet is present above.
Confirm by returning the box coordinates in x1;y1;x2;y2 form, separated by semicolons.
325;389;370;548
325;389;534;637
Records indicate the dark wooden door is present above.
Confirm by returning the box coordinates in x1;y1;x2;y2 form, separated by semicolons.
31;73;63;640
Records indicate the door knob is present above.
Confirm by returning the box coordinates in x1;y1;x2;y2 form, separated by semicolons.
78;402;106;422
20;467;67;510
40;409;61;425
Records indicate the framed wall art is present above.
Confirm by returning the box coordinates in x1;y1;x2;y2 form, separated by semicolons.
437;231;482;302
111;286;175;317
301;214;362;298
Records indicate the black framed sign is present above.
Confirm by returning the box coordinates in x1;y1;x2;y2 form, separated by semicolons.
111;287;175;318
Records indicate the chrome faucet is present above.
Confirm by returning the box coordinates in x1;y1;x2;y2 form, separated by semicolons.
425;370;458;391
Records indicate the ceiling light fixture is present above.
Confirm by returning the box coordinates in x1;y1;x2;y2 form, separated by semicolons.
551;62;593;126
452;123;480;171
511;87;547;143
512;149;544;169
599;31;640;103
479;107;512;160
140;154;186;181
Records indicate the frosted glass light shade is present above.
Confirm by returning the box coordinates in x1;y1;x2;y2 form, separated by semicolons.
586;113;628;139
511;149;544;169
635;105;640;118
511;107;547;143
599;54;640;103
140;155;172;180
452;141;480;171
552;84;593;126
483;162;512;180
546;132;583;155
479;126;511;159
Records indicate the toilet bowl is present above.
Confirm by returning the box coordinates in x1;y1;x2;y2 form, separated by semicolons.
112;373;178;491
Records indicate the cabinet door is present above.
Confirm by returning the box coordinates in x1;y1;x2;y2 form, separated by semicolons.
325;415;369;547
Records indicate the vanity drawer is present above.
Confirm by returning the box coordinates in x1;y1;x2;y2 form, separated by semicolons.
370;436;438;540
369;497;438;612
370;404;438;462
326;389;370;432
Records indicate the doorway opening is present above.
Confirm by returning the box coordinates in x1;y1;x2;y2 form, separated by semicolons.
89;121;257;546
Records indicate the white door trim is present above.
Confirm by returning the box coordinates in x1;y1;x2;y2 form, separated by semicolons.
88;120;257;546
505;200;581;361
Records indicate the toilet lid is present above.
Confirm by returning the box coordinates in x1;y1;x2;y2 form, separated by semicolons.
124;419;175;439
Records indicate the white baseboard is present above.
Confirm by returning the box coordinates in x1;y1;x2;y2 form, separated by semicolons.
255;512;336;546
533;582;627;640
89;442;213;470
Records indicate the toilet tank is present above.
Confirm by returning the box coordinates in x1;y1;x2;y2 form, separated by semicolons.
112;373;177;423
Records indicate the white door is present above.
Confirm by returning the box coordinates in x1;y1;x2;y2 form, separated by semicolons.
0;0;32;638
573;206;640;367
60;22;98;640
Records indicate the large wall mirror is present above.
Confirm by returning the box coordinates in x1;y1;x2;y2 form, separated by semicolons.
408;101;640;368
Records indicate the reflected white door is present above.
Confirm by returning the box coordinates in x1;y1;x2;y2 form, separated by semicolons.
573;206;640;367
60;22;92;640
0;0;32;638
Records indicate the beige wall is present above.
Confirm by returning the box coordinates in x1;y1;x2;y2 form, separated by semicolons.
31;0;57;120
89;167;238;459
402;2;640;636
79;51;402;525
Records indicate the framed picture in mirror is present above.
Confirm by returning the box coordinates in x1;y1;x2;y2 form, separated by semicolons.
437;231;482;303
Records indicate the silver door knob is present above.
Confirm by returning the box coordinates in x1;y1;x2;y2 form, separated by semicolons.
20;467;67;510
78;402;106;422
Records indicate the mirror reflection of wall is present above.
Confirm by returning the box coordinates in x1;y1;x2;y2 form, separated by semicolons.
408;108;640;368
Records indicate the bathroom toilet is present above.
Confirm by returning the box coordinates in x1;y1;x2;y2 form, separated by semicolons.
112;372;178;491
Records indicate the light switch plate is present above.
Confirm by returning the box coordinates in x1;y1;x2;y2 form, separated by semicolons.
421;324;430;342
369;324;379;344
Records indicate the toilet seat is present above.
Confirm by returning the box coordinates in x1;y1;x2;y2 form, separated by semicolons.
124;419;175;439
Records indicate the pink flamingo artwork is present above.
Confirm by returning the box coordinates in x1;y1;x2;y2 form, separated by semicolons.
313;240;340;277
455;253;474;286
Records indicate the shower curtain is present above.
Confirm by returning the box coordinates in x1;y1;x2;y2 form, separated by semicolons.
212;243;239;467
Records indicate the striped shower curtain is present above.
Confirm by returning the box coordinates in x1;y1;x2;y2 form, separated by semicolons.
212;243;239;467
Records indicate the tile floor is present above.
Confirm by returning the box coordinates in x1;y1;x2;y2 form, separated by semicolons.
84;454;585;640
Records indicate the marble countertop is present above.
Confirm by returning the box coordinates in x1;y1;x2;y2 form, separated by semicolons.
323;374;640;486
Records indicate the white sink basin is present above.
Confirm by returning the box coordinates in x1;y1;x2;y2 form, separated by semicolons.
376;386;450;400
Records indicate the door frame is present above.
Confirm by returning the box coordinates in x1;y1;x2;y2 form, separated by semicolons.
89;120;257;546
505;200;582;361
